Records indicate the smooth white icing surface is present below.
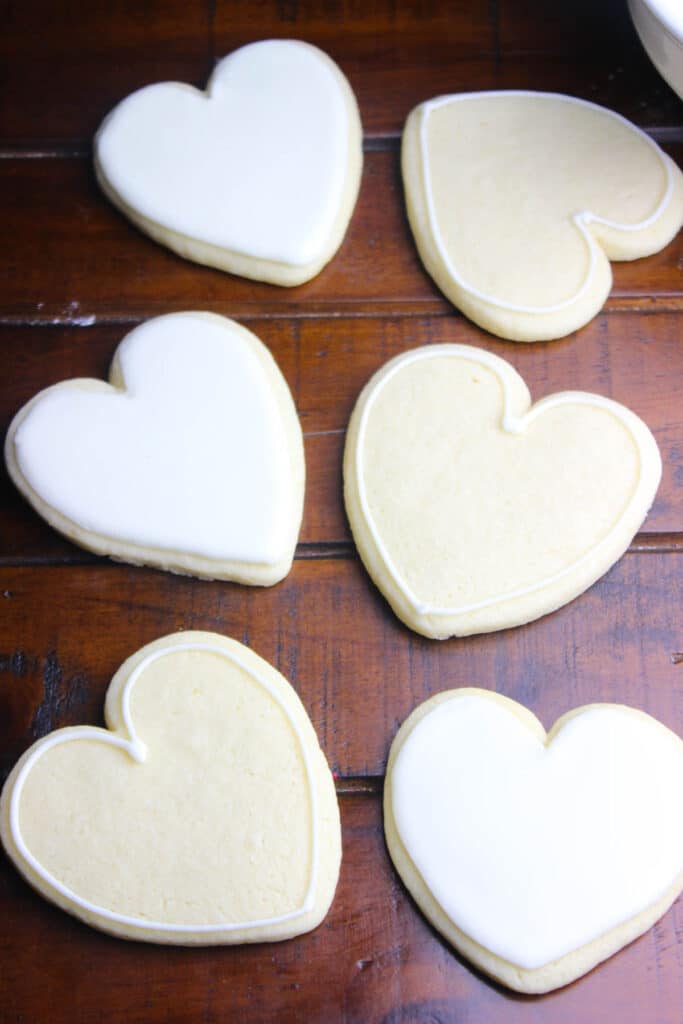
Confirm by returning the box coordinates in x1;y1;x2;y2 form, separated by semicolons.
96;40;349;265
646;0;683;36
355;345;658;616
391;694;683;969
14;313;293;564
419;92;674;313
9;641;318;932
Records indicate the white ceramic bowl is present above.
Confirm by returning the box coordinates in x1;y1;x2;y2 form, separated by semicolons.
628;0;683;100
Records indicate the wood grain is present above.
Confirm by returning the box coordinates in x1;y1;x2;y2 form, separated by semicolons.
0;0;212;149
1;553;681;779
0;793;681;1024
1;312;682;562
3;0;681;147
0;151;420;319
0;148;682;322
1;0;682;1019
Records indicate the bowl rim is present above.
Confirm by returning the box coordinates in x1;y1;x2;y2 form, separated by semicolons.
633;0;683;45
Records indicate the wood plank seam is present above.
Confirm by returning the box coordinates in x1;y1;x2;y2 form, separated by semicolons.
2;123;682;160
3;301;683;329
0;535;682;569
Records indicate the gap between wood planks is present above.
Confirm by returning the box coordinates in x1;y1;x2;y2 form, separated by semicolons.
1;535;682;570
0;129;680;326
2;299;683;328
1;122;681;161
335;777;383;795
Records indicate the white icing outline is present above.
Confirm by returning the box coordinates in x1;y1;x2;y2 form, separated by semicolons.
419;91;675;314
9;641;319;934
355;345;655;618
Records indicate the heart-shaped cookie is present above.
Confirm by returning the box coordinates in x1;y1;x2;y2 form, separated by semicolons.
0;632;341;943
95;39;363;285
5;312;304;584
402;92;683;341
344;345;661;638
385;689;683;992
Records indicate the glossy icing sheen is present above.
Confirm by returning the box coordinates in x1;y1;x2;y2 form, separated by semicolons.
96;40;349;265
9;642;319;932
13;314;293;564
419;92;674;311
355;345;659;616
646;0;683;34
391;693;683;969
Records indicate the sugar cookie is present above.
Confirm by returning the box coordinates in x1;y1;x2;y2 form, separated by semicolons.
0;632;341;943
402;92;683;340
5;312;304;584
344;344;661;638
95;40;363;285
385;688;683;993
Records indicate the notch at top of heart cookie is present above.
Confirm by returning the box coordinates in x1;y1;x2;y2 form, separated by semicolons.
402;92;683;341
94;40;363;286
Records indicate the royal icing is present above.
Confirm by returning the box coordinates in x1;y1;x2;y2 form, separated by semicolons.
354;345;660;617
390;692;683;969
12;313;296;566
96;40;350;266
8;641;319;933
418;92;674;312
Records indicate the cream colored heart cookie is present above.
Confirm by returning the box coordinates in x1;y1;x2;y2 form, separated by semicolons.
5;312;304;584
402;91;683;341
344;344;661;638
95;39;363;285
384;689;683;993
0;632;341;943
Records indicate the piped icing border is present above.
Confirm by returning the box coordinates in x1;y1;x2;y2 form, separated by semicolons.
355;345;659;618
9;641;319;934
419;91;675;314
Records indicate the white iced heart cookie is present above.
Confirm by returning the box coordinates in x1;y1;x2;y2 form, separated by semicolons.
402;91;683;341
95;39;363;285
385;689;683;993
0;632;341;943
343;344;661;638
5;312;304;584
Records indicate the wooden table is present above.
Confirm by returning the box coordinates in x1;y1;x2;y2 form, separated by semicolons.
1;2;681;1021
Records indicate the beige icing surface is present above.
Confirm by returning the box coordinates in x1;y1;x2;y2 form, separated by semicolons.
402;92;683;340
344;345;661;638
0;633;341;944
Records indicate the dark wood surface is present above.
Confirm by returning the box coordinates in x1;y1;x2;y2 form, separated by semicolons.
1;2;681;1021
